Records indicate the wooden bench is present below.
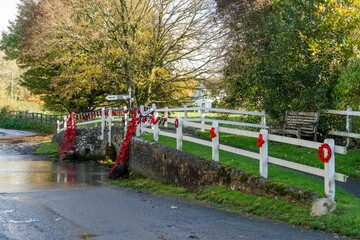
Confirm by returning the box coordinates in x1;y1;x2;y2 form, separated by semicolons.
269;111;320;141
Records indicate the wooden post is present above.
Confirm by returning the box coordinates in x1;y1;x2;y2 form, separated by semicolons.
164;107;169;128
212;121;219;162
154;112;159;141
259;129;269;178
324;138;335;200
100;108;105;140
346;106;352;147
152;103;157;110
176;116;183;150
124;106;128;134
64;117;68;129
136;111;141;137
200;108;205;131
137;105;144;137
261;111;266;128
108;108;112;147
184;105;188;119
56;120;60;133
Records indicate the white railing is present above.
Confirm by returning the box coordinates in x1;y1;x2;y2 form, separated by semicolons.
58;104;349;199
142;116;348;200
57;105;157;147
155;106;267;130
324;107;360;146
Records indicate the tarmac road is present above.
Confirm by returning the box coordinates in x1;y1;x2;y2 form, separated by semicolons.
0;129;341;239
0;186;339;240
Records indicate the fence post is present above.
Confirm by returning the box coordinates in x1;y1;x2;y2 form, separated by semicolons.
124;106;128;134
100;108;105;140
164;107;169;128
56;120;60;133
108;107;112;147
154;112;159;141
200;108;205;131
346;106;352;147
259;129;269;178
63;117;68;129
212;121;219;162
261;111;266;128
152;103;157;110
184;105;188;119
137;105;144;137
176;116;183;150
324;138;335;200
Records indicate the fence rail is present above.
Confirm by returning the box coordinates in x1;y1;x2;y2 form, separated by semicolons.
9;111;67;125
57;105;349;199
324;107;360;146
142;115;347;200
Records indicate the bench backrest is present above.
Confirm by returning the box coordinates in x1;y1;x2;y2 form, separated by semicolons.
284;111;320;135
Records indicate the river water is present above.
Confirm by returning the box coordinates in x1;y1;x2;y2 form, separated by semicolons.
0;128;110;192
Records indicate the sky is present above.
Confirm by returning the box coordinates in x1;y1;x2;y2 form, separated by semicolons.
0;0;20;32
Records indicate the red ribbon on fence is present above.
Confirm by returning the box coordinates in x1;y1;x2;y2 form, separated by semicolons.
209;127;217;139
109;115;138;179
59;112;77;161
257;134;265;148
151;116;156;124
174;118;179;128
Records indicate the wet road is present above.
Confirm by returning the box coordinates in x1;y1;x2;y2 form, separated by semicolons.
0;129;339;240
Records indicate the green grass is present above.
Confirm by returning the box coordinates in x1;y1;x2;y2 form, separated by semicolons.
111;174;360;238
0;116;55;133
133;133;360;237
33;142;60;158
194;131;360;180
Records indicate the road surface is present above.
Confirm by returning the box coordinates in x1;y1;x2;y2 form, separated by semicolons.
0;128;340;239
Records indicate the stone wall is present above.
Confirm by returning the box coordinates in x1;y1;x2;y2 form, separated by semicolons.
53;128;316;203
130;137;316;204
52;127;124;160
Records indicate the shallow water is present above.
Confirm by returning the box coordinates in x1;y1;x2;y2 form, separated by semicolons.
0;158;110;192
0;129;110;192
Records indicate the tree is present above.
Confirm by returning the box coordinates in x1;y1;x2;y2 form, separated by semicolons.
216;0;360;119
1;0;224;112
335;59;360;110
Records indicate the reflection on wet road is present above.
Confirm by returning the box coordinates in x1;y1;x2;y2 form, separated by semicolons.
0;160;108;192
0;129;110;192
0;159;110;192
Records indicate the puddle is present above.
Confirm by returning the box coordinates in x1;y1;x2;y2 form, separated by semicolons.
0;159;110;192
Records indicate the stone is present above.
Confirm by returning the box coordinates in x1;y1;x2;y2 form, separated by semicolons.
310;198;336;216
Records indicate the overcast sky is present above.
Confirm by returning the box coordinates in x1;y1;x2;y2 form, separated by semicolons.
0;0;20;32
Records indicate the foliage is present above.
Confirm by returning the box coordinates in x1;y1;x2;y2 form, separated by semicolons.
0;106;10;119
216;0;360;119
1;0;224;112
335;59;360;110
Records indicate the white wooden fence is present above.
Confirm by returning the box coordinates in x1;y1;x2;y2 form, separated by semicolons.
141;108;348;200
58;105;349;200
155;106;267;130
325;107;360;147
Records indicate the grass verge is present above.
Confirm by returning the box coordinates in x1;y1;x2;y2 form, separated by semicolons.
111;174;359;238
0;116;55;134
33;141;60;158
129;134;360;238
